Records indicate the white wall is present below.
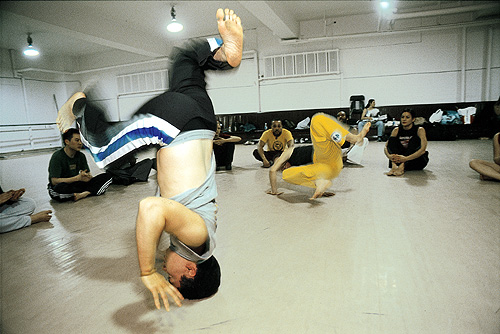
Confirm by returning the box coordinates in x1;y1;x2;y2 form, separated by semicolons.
1;20;499;152
257;25;500;111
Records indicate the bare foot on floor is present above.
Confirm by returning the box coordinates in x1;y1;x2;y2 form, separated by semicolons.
310;179;333;199
386;162;398;176
56;92;86;133
216;8;243;67
74;191;91;202
393;163;405;176
386;168;397;176
30;210;52;224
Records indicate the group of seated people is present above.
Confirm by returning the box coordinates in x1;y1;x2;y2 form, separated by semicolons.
1;105;499;234
215;105;499;187
1;127;114;233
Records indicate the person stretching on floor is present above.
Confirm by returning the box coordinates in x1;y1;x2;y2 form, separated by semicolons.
469;132;500;181
55;8;243;311
268;113;371;199
384;108;429;176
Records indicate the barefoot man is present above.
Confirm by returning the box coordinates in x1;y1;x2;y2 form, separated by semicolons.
268;113;370;199
56;8;243;310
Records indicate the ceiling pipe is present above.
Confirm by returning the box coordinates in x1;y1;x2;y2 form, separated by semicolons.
390;3;499;20
280;18;499;45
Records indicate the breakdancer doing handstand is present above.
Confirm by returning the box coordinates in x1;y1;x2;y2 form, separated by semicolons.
56;8;243;310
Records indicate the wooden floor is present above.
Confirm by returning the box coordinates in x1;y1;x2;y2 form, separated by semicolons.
0;139;499;334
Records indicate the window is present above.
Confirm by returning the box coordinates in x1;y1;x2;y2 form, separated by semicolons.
117;70;168;95
263;49;339;78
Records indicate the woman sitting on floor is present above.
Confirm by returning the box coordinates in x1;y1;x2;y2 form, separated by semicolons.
384;108;429;176
469;132;500;181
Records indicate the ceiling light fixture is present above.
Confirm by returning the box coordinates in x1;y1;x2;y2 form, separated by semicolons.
23;33;40;57
167;6;183;33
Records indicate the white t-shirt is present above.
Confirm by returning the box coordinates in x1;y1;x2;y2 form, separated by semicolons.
365;108;380;118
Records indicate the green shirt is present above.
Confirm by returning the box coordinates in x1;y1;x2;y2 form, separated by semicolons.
48;148;89;184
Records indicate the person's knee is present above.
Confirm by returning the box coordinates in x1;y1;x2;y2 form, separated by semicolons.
24;197;37;212
252;149;261;161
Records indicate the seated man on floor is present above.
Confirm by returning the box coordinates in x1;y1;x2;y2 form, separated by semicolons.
48;128;113;202
253;119;294;167
213;121;241;170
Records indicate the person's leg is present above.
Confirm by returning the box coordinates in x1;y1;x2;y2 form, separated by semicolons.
84;172;114;196
357;120;367;135
48;182;87;202
223;143;236;170
0;197;35;233
283;114;348;198
396;136;426;172
469;159;500;181
287;145;313;166
214;144;226;167
405;151;429;171
386;136;405;176
252;149;263;162
376;120;384;139
62;36;238;169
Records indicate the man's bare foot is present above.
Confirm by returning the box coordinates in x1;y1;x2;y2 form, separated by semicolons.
480;174;494;181
56;92;86;133
357;122;371;144
30;210;52;224
310;179;333;199
74;191;91;201
345;122;371;145
216;8;243;67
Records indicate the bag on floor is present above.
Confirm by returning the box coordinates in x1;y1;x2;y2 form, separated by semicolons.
429;109;443;123
107;158;153;185
440;110;462;125
296;117;310;129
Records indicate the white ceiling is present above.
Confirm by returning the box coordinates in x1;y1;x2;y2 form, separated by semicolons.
1;1;499;59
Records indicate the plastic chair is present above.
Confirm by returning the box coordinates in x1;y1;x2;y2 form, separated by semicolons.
348;95;365;125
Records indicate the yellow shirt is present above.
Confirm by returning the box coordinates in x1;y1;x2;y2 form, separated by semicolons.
259;129;293;152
